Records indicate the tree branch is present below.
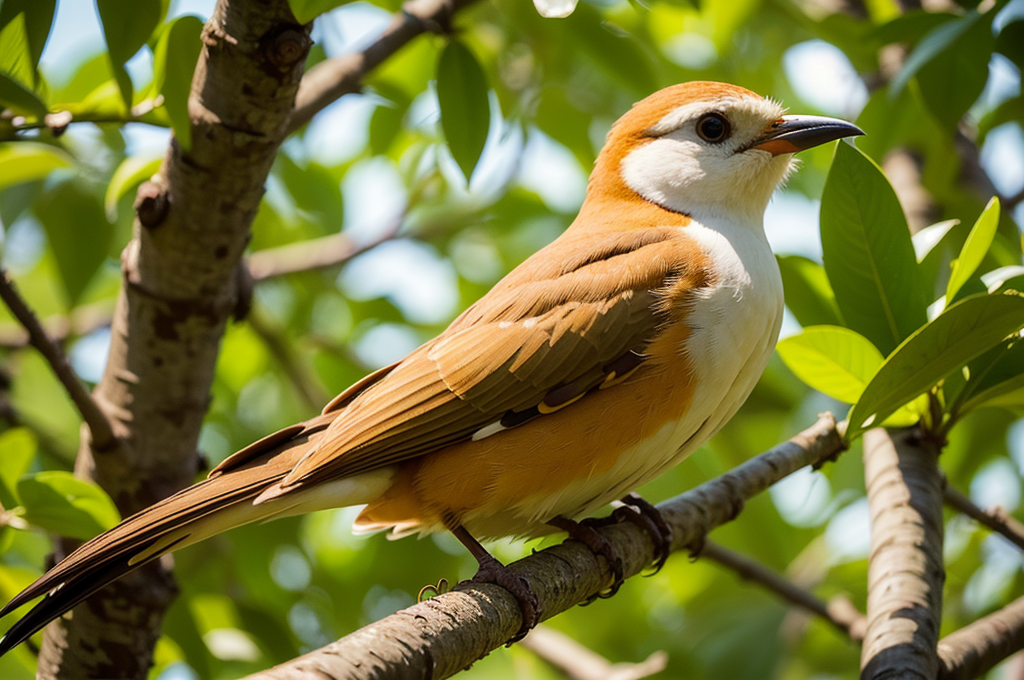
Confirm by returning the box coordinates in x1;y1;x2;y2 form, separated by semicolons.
700;541;866;642
938;595;1024;680
36;2;312;678
520;625;667;680
943;485;1024;553
239;413;845;680
286;0;480;134
247;306;331;411
860;428;945;680
0;270;118;451
247;218;404;281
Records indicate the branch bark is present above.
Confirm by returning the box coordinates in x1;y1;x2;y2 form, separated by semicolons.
943;485;1024;553
0;270;118;452
701;540;867;642
938;594;1024;680
860;428;945;680
286;0;480;134
35;2;312;678
520;625;668;680
239;413;845;680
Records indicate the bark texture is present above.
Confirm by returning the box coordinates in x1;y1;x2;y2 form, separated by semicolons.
36;2;311;678
938;594;1024;680
860;428;945;680
240;414;845;680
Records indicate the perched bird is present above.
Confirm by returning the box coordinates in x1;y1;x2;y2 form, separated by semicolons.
0;81;861;653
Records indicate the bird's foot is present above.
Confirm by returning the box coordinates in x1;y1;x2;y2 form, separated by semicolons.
472;554;540;643
449;522;540;643
610;492;674;574
550;516;624;600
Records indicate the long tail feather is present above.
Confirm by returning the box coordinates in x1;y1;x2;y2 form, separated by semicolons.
0;414;340;655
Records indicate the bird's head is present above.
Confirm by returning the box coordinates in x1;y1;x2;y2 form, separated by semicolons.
585;82;863;225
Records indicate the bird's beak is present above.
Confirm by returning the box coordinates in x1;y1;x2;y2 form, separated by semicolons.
750;115;864;156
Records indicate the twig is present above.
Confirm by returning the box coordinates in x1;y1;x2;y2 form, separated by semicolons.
1003;186;1024;212
247;221;403;281
0;270;118;451
0;225;402;351
860;428;945;680
938;594;1024;680
520;625;667;680
287;0;480;134
943;485;1024;553
0;300;115;349
240;413;845;680
247;306;331;411
3;99;166;139
701;541;866;642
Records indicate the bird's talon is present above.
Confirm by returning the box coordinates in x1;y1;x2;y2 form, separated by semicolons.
617;493;674;573
549;516;625;599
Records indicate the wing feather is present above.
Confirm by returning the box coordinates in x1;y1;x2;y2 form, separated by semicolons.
266;227;707;494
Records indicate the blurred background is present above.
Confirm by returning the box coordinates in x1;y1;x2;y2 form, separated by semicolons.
1;0;1023;678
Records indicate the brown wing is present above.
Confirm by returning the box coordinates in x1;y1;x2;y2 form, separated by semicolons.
265;226;708;496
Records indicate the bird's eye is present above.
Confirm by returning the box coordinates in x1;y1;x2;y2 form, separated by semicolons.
696;113;731;144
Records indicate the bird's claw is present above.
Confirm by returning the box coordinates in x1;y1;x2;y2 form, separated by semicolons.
613;492;674;575
472;557;540;643
555;516;625;597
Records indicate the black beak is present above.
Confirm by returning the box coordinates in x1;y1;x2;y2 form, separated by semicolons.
750;115;864;156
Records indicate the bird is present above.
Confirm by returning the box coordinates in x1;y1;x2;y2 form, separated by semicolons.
0;81;862;654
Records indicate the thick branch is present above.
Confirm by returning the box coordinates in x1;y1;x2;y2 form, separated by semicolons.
938;595;1024;680
286;0;479;134
520;625;667;680
240;413;845;680
701;541;866;642
0;270;118;451
860;428;945;680
36;2;312;679
943;485;1024;553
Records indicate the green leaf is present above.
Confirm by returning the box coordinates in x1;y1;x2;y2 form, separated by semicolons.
17;471;120;541
915;11;995;130
367;85;411;156
996;20;1024;71
534;87;595;168
848;292;1024;437
0;10;34;90
105;153;163;219
946;197;1000;305
0;428;36;510
978;95;1024;146
275;154;343;231
821;142;928;354
0;70;47;116
436;40;490;183
0;142;72;192
153;15;203;151
777;255;843;327
97;0;164;107
0;0;55;76
912;219;959;263
33;180;114;306
777;326;883;403
890;11;979;96
286;0;354;23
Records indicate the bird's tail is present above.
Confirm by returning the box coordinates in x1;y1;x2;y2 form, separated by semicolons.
0;412;388;656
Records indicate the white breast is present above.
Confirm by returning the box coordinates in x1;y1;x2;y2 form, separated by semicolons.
499;216;784;528
679;216;784;442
